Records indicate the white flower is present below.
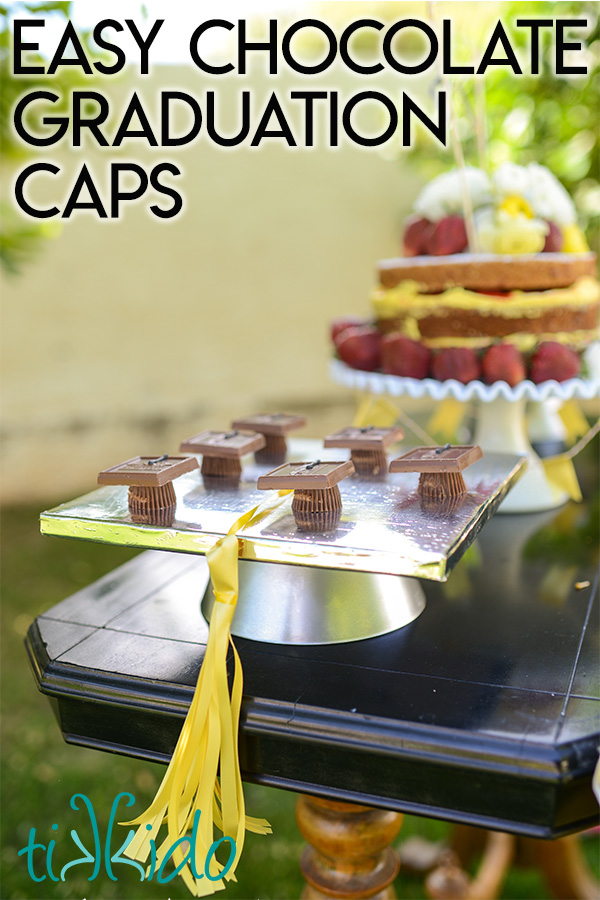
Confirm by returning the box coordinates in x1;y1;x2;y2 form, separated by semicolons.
493;162;531;198
414;167;491;222
527;164;576;225
492;163;576;226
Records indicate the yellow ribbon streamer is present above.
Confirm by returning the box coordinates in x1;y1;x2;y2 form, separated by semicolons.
122;491;291;895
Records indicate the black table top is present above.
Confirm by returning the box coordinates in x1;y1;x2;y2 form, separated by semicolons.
26;459;599;840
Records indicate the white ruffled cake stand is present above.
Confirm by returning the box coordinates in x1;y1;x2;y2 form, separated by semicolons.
331;359;600;513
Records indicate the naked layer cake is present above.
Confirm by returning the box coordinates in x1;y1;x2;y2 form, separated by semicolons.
332;164;600;385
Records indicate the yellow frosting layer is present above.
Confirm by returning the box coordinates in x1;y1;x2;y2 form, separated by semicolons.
420;330;598;352
372;276;600;321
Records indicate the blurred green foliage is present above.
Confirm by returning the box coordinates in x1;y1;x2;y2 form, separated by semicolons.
406;1;600;252
318;1;599;249
0;2;79;158
1;1;598;271
0;202;59;272
0;2;77;272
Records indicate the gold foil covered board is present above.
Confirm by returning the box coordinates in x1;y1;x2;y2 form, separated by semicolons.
40;440;525;582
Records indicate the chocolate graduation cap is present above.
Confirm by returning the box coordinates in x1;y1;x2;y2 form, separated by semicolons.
389;444;483;499
324;425;404;476
258;459;354;532
232;413;306;464
98;454;198;524
180;429;265;486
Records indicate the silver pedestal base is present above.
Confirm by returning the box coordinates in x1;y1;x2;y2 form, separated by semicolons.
201;560;426;645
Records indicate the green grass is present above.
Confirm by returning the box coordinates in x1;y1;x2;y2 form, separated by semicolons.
1;503;598;899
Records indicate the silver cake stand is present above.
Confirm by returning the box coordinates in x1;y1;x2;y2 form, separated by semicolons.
41;439;525;645
331;360;600;514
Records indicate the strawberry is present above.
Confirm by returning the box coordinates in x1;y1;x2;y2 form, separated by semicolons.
425;215;468;256
331;317;368;343
335;325;382;372
482;344;526;386
403;215;433;256
432;347;481;384
381;334;431;378
530;342;581;383
543;221;563;252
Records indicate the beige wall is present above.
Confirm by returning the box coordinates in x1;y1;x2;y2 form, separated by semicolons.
1;65;426;503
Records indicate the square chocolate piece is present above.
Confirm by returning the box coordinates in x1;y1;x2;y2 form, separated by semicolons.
389;445;483;474
180;430;265;458
324;426;403;451
257;460;355;490
98;455;198;487
231;414;306;436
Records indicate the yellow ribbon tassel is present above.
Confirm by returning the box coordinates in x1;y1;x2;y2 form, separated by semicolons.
122;492;290;895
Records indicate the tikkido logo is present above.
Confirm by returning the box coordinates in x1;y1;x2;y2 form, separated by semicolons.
17;792;236;885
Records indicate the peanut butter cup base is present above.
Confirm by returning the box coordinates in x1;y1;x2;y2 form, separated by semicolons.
256;434;288;465
292;485;342;532
128;483;177;525
418;471;467;499
201;457;243;478
351;448;388;476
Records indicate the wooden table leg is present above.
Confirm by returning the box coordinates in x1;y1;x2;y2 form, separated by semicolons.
427;825;599;900
426;831;514;900
296;795;403;899
517;835;600;900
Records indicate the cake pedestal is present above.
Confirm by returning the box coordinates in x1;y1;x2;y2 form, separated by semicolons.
40;439;524;645
202;561;425;645
527;399;567;454
329;360;600;514
472;396;564;512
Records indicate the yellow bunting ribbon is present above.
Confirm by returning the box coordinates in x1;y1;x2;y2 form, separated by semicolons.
122;491;291;896
559;401;591;444
542;456;583;503
353;392;399;428
427;398;466;443
541;419;600;504
354;392;438;446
